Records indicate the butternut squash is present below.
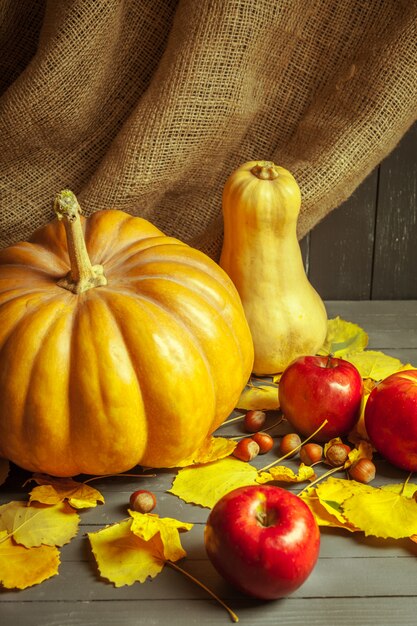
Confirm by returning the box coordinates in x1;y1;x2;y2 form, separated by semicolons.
220;160;327;375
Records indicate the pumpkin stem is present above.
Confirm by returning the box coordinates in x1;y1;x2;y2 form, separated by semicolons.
54;190;107;294
250;161;279;181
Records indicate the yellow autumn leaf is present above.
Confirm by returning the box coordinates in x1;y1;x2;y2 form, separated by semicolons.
380;483;417;498
29;475;104;509
348;392;371;444
89;519;165;586
89;513;193;587
129;511;193;562
346;440;373;466
0;530;60;589
256;463;315;484
345;350;403;381
0;459;9;487
318;317;368;357
236;382;279;410
0;501;80;547
342;488;417;538
168;436;237;468
299;488;358;532
169;457;259;508
314;477;373;525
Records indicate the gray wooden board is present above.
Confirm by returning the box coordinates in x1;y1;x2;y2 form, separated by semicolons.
1;301;417;626
372;123;417;299
298;121;417;300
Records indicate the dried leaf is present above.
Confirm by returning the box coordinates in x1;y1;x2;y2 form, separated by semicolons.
256;463;315;484
380;483;417;498
29;475;104;509
0;459;9;487
89;519;165;586
0;530;60;589
236;382;279;410
168;436;237;467
348;392;371;443
345;350;403;381
89;512;193;587
299;487;358;532
129;511;193;562
0;501;80;547
169;457;258;508
318;317;368;357
342;488;417;538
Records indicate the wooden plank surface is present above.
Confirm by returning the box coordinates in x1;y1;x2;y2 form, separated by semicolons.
372;123;417;299
1;301;416;626
301;121;417;300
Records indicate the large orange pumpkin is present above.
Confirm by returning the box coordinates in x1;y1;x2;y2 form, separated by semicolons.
0;191;253;477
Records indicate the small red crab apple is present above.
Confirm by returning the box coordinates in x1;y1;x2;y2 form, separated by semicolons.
204;485;320;600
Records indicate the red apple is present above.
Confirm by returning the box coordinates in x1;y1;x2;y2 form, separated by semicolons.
204;485;320;600
365;369;417;471
278;355;363;441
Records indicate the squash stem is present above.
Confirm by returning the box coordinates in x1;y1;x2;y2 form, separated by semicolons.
54;190;107;294
250;161;279;180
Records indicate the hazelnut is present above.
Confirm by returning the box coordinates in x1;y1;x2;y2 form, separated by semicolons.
244;410;267;433
348;458;376;484
233;438;260;462
325;443;351;467
300;443;323;466
129;490;156;513
279;433;302;457
251;432;274;454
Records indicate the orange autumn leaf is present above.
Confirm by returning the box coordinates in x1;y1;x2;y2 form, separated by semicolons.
0;501;80;547
88;512;193;587
29;475;104;509
0;530;60;589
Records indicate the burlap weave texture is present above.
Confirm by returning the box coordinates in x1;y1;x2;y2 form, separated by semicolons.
0;0;416;257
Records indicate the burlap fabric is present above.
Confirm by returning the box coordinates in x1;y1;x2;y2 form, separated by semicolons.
0;0;416;258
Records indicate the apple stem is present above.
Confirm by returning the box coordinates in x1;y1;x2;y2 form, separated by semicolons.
400;471;413;495
258;419;329;473
166;561;239;623
326;353;334;368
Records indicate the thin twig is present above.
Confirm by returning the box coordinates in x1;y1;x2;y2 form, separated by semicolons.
166;561;239;623
258;419;329;473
